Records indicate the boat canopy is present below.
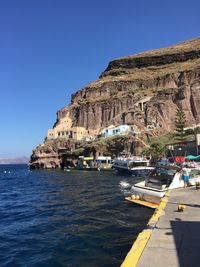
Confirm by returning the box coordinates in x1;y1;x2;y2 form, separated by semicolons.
186;155;200;161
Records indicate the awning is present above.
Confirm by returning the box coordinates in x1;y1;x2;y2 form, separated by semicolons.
186;155;200;160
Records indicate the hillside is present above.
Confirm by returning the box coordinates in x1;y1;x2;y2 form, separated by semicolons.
30;37;200;169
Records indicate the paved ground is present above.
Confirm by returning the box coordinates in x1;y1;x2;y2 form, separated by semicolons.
137;187;200;267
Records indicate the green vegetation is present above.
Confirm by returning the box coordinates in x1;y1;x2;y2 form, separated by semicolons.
142;141;165;163
142;107;198;162
44;137;66;147
73;135;130;158
110;91;118;97
149;132;175;145
73;148;84;156
185;127;200;135
174;107;187;143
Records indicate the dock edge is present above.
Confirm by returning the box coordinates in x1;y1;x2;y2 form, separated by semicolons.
121;192;170;267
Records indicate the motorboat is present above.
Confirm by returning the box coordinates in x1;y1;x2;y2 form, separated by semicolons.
113;156;154;177
130;165;200;204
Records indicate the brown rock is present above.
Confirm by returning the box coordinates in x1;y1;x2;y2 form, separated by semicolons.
30;37;200;168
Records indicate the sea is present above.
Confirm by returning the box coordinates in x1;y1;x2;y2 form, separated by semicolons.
0;164;153;267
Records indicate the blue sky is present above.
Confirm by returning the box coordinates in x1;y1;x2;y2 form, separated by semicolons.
0;0;199;158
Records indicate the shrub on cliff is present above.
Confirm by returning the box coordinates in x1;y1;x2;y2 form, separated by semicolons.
73;148;84;156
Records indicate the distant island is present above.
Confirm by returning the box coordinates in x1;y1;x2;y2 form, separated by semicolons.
0;156;29;164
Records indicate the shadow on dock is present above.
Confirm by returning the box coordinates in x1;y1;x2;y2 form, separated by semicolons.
171;220;200;267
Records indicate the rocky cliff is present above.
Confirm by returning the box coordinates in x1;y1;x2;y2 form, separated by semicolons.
69;37;200;131
30;37;200;169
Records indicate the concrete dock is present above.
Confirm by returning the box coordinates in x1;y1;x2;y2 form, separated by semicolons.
122;187;200;267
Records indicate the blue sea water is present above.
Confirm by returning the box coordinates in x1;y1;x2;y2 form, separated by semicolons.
0;164;153;267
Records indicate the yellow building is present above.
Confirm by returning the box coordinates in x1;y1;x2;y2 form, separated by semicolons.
47;111;99;141
47;126;99;141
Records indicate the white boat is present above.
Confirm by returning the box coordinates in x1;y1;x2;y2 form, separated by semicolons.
113;156;154;177
131;165;200;204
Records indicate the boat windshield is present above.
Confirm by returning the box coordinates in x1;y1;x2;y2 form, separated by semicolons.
155;167;176;176
146;167;176;187
128;161;148;168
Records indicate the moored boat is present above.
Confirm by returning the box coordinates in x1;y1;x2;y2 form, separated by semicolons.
113;156;154;177
130;165;200;205
76;156;113;171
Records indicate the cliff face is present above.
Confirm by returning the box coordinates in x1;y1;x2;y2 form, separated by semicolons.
30;37;200;168
68;71;200;132
62;37;200;133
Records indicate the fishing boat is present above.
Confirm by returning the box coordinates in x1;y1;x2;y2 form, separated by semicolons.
113;156;154;177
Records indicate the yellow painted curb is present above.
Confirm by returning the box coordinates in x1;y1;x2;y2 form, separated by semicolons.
121;230;152;267
148;194;169;225
121;191;171;267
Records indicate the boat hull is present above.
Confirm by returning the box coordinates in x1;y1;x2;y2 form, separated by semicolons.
132;172;200;203
132;182;167;203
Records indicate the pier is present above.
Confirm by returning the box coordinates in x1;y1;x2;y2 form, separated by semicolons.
122;187;200;267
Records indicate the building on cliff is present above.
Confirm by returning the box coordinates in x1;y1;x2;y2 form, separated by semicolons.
134;96;152;111
101;124;131;138
47;110;99;141
47;126;98;141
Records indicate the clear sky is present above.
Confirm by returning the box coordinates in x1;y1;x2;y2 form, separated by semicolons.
0;0;199;158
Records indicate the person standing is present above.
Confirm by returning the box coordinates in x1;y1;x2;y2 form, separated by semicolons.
182;166;190;187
